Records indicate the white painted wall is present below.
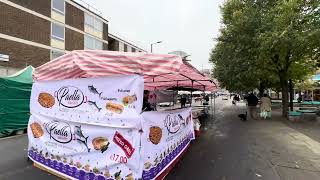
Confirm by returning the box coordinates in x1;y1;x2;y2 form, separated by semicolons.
127;46;132;52
0;66;19;76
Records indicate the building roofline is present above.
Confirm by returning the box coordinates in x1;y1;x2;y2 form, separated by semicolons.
109;33;147;52
69;0;108;23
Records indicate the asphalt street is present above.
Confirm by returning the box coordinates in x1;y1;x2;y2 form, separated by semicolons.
1;98;320;180
0;135;58;180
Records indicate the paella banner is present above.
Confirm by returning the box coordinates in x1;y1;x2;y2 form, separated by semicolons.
30;75;144;128
28;75;144;180
141;108;195;179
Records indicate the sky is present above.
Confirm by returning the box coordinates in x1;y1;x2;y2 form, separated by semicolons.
83;0;224;70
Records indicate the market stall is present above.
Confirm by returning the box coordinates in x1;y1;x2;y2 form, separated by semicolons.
28;50;215;180
0;65;34;137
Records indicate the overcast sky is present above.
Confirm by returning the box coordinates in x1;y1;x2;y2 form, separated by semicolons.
84;0;224;69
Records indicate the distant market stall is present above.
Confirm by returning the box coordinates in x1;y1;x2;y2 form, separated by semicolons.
0;65;33;137
28;50;215;180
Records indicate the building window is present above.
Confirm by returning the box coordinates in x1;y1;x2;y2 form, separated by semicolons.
52;23;64;41
84;35;103;50
94;18;103;32
52;0;65;14
85;13;103;32
132;48;136;52
95;40;103;50
51;50;64;60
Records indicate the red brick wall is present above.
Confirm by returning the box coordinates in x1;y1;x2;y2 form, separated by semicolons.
103;43;108;50
103;23;108;41
65;28;84;51
8;0;51;17
108;38;119;51
0;2;50;45
66;2;84;31
0;38;50;68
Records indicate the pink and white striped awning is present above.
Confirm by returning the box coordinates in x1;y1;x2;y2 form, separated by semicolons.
33;50;216;91
33;50;183;81
144;61;217;91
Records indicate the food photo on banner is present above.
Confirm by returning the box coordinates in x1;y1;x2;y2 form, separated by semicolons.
141;108;194;179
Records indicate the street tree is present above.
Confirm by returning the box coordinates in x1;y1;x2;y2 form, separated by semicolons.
211;0;320;117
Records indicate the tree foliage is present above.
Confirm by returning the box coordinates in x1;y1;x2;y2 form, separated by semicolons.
210;0;320;116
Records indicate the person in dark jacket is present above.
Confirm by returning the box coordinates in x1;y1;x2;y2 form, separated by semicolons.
245;93;259;120
143;90;151;111
181;94;187;108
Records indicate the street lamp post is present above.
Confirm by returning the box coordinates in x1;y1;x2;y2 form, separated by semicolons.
150;41;162;53
182;55;191;61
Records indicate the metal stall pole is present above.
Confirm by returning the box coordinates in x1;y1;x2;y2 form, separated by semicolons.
190;80;194;107
172;90;175;110
214;92;216;117
211;92;214;117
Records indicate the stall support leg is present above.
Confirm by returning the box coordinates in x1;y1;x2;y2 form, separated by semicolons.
172;90;175;109
211;92;214;118
214;93;216;118
190;80;194;107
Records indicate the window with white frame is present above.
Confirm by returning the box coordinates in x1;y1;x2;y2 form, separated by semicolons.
52;0;65;14
51;50;64;60
51;23;64;41
85;13;103;32
84;35;103;50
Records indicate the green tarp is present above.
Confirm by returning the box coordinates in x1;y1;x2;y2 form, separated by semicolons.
0;66;33;137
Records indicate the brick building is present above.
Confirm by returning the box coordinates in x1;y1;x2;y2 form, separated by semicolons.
0;0;145;75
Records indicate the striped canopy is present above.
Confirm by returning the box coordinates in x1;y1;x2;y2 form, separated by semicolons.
144;61;216;91
33;50;216;91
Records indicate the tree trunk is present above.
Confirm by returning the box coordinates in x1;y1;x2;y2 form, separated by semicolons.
279;71;289;117
259;80;265;98
289;79;294;111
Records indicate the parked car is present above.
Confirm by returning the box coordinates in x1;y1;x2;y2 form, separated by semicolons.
222;95;228;100
159;102;173;107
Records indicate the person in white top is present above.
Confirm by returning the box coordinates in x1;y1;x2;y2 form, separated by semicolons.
260;94;272;119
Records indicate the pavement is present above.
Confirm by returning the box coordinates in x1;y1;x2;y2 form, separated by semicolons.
1;98;320;180
167;98;320;180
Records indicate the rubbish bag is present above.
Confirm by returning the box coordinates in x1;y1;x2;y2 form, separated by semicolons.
260;110;271;119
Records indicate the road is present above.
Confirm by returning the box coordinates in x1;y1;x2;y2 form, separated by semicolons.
1;97;320;180
0;135;58;180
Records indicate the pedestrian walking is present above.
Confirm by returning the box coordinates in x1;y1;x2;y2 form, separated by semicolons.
232;95;237;105
181;94;187;108
205;95;209;103
245;93;259;120
260;94;271;119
